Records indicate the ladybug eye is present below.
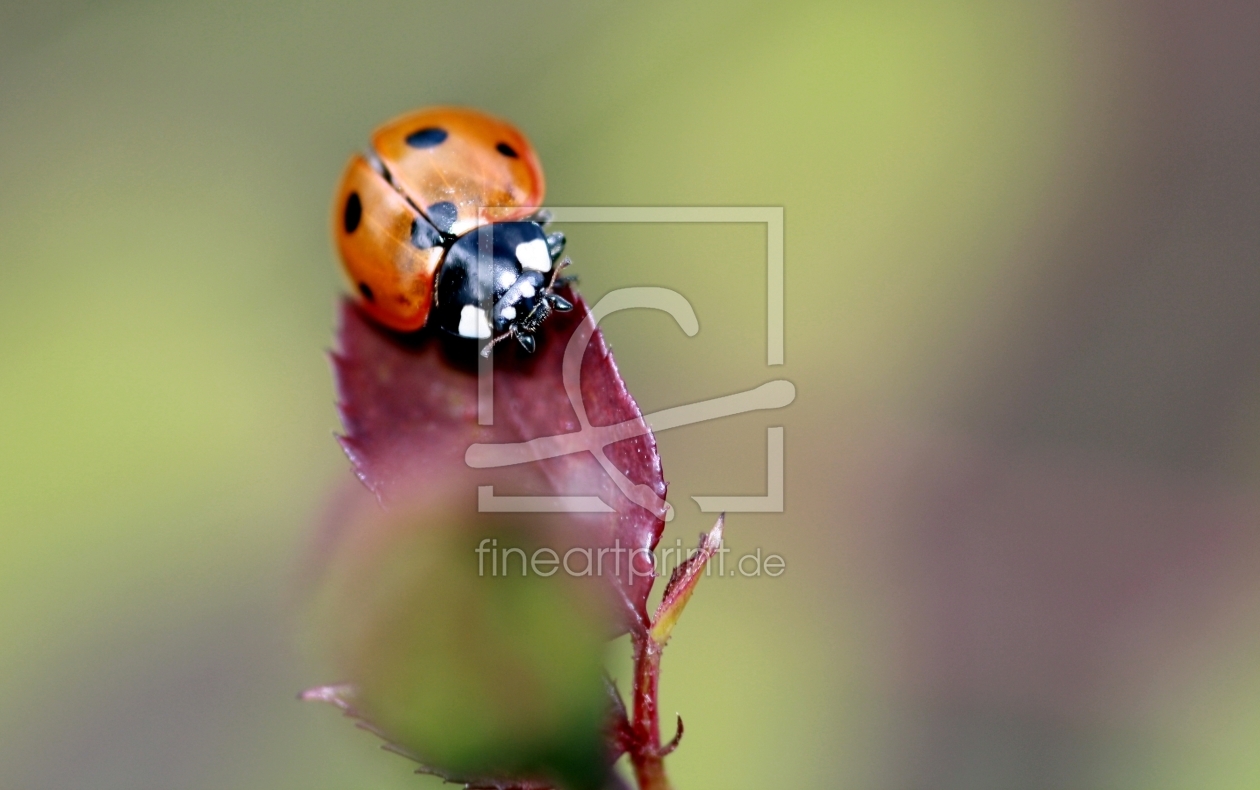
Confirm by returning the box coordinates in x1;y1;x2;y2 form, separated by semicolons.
343;192;362;233
358;282;374;302
405;127;448;148
496;142;519;158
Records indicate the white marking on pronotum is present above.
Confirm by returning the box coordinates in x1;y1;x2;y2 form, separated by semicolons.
498;270;518;289
458;305;491;338
519;281;536;298
500;305;517;321
515;239;552;272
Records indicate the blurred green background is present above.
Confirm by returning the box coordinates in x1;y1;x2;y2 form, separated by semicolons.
5;1;1260;788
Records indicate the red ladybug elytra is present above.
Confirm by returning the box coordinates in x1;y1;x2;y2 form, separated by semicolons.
333;107;571;353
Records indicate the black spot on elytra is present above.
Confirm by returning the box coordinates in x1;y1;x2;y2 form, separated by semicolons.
427;201;459;234
343;192;362;233
358;282;374;302
496;142;518;158
405;127;448;148
411;217;443;249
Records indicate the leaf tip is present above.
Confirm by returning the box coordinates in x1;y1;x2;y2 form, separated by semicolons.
648;514;725;646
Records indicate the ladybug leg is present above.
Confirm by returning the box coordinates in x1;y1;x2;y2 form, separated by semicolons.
540;259;575;312
480;259;575;358
480;314;544;358
549;258;579;290
540;257;576;312
519;298;554;335
546;231;566;261
480;324;518;358
545;257;571;288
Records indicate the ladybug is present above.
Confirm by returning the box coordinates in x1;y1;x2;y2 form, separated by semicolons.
333;106;572;354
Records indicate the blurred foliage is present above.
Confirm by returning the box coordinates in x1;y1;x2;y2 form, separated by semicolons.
313;506;610;789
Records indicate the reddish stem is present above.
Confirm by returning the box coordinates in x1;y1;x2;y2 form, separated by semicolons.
628;630;671;790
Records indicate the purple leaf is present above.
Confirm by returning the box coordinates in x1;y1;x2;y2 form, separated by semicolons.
332;286;668;631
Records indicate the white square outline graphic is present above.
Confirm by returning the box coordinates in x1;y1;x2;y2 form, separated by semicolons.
471;207;790;517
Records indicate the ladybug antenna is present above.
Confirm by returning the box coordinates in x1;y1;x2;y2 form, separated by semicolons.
480;325;516;358
546;257;573;292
